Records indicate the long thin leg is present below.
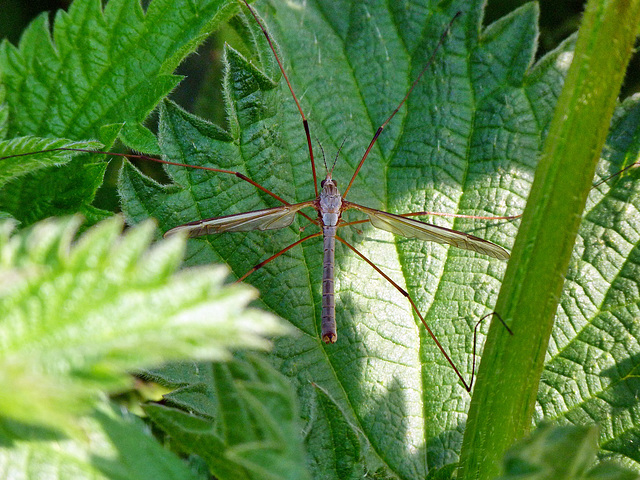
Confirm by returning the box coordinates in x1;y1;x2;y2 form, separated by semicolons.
593;160;640;187
335;234;473;392
342;11;462;199
236;231;322;283
469;312;513;389
240;0;319;196
0;146;316;224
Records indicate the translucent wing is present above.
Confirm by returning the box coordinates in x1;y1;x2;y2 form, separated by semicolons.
165;201;315;238
345;201;509;260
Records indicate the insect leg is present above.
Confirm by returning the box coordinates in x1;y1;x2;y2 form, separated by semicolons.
335;234;473;392
236;231;322;283
240;0;319;196
342;12;462;198
0;146;316;224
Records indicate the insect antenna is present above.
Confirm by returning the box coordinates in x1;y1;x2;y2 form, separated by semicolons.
329;137;348;178
315;138;329;174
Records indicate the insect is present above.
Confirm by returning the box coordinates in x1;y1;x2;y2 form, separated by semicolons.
157;0;514;391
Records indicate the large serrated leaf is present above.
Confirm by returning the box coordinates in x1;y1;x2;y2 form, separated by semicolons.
118;1;531;476
144;356;311;480
3;0;633;477
0;0;240;226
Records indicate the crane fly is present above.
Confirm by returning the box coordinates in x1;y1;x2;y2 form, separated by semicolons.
0;0;519;392
161;0;512;391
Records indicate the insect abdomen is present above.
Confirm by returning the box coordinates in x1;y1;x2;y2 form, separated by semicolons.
321;226;337;343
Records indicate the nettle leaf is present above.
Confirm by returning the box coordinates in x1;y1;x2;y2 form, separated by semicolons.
0;137;102;189
119;0;640;477
144;356;311;480
497;424;640;480
0;215;285;437
0;0;240;226
42;0;634;478
117;1;570;477
0;403;204;480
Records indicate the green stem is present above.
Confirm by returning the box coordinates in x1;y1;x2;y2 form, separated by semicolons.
458;1;640;478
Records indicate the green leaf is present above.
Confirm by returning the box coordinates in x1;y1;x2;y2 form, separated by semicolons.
119;2;547;477
0;0;623;477
0;0;241;226
0;136;102;189
144;355;311;480
118;0;640;477
496;424;640;480
305;384;363;479
0;215;286;436
0;403;204;480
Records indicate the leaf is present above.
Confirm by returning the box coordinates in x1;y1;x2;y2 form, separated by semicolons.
119;0;640;477
496;424;640;480
0;0;241;226
0;215;286;436
143;355;311;480
0;136;102;189
0;403;204;480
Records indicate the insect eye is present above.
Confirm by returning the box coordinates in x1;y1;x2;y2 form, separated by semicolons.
320;180;325;188
333;180;338;187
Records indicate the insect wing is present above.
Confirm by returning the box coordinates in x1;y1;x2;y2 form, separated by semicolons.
346;202;509;260
165;201;314;238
